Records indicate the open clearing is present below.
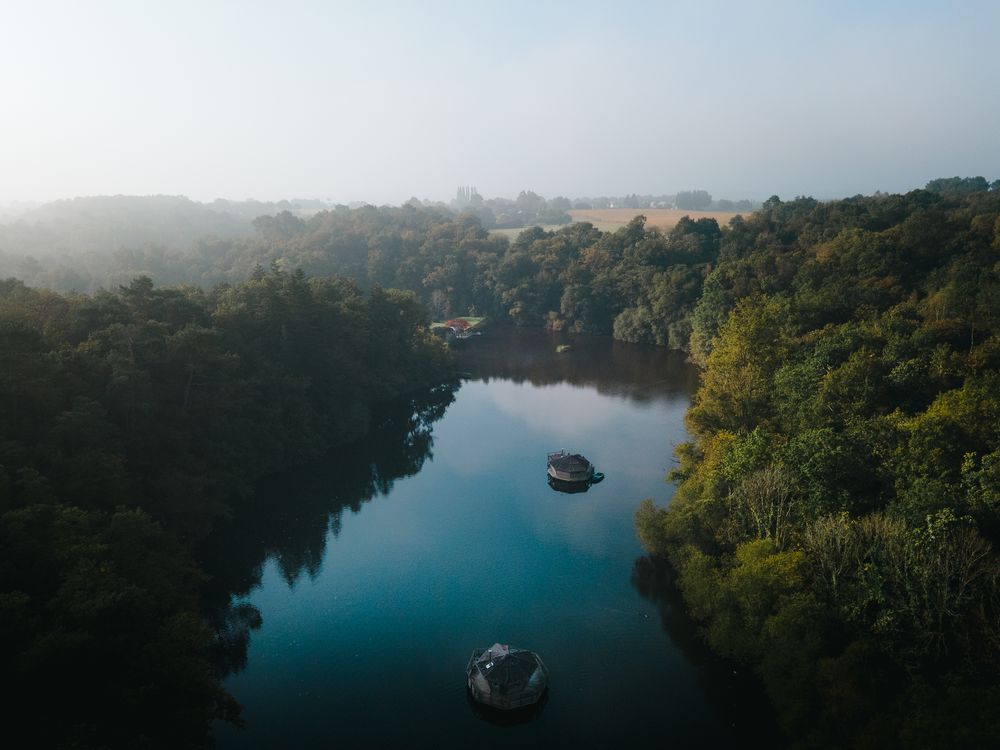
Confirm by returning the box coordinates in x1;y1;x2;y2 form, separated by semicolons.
568;208;743;233
488;209;744;239
489;225;566;240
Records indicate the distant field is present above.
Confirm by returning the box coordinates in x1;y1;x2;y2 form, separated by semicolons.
488;209;744;239
489;225;566;240
568;208;743;233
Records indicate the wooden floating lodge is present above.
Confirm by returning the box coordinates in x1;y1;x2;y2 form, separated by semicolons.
547;450;594;483
466;643;548;710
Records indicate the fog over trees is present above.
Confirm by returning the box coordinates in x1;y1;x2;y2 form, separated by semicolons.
3;1;999;747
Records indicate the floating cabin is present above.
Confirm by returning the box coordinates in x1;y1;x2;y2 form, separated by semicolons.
466;643;548;710
547;450;594;483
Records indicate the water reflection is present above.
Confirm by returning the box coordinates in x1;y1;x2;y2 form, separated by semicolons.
466;689;549;725
200;382;457;680
454;326;699;403
630;555;786;747
547;477;592;494
204;329;777;748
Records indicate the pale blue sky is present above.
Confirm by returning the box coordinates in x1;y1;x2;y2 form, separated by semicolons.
2;0;997;203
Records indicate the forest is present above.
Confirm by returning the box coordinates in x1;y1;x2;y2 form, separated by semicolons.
0;267;451;747
2;178;999;747
0;196;727;352
636;181;1000;747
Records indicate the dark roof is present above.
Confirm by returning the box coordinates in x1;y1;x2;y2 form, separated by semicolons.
476;650;541;687
548;453;590;472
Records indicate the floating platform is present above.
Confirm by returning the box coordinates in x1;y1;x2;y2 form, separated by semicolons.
547;451;594;483
467;643;548;710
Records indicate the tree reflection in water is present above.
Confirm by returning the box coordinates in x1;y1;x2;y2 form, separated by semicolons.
199;382;457;680
631;555;786;746
453;326;699;403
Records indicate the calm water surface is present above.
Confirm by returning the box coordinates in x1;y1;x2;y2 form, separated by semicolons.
206;329;776;748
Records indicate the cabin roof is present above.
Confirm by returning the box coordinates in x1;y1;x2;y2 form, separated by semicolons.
548;452;591;472
472;644;542;686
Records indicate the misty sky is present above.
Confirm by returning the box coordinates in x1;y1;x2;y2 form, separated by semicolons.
2;0;998;204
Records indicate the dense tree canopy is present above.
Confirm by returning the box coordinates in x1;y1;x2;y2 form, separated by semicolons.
3;179;999;746
0;202;735;350
0;268;450;747
674;190;713;210
637;185;1000;747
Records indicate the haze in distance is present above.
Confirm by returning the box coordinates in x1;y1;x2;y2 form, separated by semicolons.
2;0;998;205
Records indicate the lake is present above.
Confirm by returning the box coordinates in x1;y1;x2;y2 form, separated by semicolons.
204;328;779;748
